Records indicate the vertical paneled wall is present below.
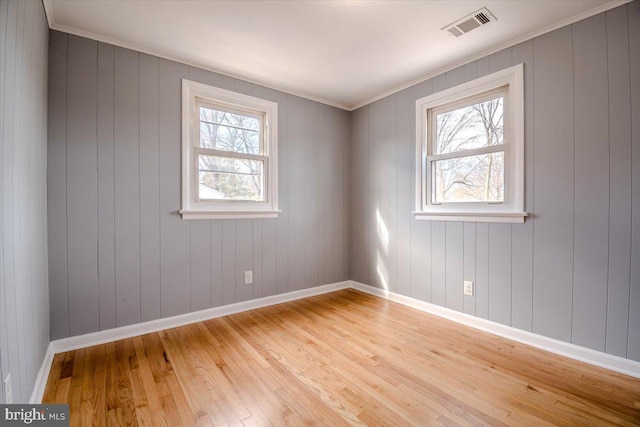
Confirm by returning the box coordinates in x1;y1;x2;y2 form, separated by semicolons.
0;0;49;403
350;3;640;361
47;31;350;340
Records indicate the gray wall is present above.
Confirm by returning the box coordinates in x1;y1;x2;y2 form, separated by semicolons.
47;31;350;340
0;0;50;403
350;2;640;362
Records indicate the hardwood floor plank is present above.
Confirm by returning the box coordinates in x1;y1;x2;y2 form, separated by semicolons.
115;340;138;427
78;346;96;425
90;345;108;427
160;328;219;425
54;377;72;408
131;336;166;426
68;348;87;427
139;333;193;426
104;342;120;424
42;350;65;403
43;289;640;426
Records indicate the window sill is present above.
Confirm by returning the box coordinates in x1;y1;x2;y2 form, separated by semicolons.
412;211;527;223
180;210;281;220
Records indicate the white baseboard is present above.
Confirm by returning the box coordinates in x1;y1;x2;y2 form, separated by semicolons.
29;344;56;404
31;278;639;403
350;280;640;379
30;281;350;403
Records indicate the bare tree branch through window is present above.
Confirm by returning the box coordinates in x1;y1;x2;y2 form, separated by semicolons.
433;96;505;203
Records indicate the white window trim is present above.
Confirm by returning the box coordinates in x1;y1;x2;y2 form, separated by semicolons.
180;79;279;219
414;63;526;223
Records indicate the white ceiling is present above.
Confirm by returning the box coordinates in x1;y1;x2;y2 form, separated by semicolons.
44;0;626;110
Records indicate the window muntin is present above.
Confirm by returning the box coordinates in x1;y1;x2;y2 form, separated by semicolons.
414;64;525;223
181;79;278;219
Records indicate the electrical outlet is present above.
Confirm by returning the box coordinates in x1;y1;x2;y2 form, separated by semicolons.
3;374;12;404
244;271;253;285
464;281;474;296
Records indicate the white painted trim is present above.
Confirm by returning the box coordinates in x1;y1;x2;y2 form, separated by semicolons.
179;210;280;220
349;0;634;110
41;0;54;26
29;344;55;404
349;281;640;379
414;64;525;222
181;79;279;218
412;211;527;223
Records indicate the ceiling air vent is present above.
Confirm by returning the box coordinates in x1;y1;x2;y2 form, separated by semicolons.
443;7;496;38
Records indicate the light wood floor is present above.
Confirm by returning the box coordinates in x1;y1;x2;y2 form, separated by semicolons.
43;289;640;426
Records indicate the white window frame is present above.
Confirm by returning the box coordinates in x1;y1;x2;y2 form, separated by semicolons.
180;79;279;219
414;63;526;223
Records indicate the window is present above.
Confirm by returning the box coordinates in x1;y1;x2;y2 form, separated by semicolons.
181;80;278;219
414;64;526;223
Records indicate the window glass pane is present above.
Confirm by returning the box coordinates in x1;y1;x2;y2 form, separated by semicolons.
432;151;504;203
198;154;264;201
199;106;260;154
435;96;503;154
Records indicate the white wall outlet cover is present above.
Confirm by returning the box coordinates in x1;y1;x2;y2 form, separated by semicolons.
3;374;12;404
464;281;474;296
244;271;253;285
